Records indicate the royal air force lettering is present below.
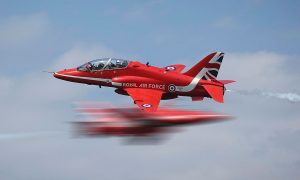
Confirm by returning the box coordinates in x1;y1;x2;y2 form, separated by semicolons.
122;83;138;87
122;83;165;90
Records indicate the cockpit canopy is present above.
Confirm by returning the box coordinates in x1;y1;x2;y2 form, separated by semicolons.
77;58;129;72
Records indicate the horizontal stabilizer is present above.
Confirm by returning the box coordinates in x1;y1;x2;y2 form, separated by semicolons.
219;80;235;85
203;85;224;103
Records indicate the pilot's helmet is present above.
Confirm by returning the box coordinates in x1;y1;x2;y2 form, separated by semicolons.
116;60;121;64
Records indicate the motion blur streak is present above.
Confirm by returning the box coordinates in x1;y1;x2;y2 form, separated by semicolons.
229;90;300;103
73;102;232;140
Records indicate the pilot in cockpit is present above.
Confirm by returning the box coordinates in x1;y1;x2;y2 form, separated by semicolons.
116;60;122;68
77;58;129;72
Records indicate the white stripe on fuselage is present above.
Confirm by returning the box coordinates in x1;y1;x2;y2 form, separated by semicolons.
55;73;112;83
111;82;122;86
175;68;208;92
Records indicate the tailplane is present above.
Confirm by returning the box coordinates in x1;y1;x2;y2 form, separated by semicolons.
203;84;224;103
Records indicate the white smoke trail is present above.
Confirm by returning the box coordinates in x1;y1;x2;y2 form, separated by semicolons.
261;92;300;102
228;90;300;103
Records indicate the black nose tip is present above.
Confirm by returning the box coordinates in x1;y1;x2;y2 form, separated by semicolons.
53;72;58;78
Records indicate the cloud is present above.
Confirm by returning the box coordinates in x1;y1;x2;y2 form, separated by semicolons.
0;49;300;180
0;131;65;141
122;0;163;19
0;13;48;48
220;51;300;91
0;45;118;133
0;76;14;98
52;45;117;70
11;45;117;102
164;51;300;180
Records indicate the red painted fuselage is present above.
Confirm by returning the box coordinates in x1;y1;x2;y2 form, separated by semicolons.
53;52;234;111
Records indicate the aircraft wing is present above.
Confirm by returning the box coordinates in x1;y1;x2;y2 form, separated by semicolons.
124;88;163;112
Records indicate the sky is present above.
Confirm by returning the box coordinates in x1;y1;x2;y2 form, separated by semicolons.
0;0;300;179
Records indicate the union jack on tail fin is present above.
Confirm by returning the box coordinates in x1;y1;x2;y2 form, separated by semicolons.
183;52;234;103
183;52;224;80
201;52;223;80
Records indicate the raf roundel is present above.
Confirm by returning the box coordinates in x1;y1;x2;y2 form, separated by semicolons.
166;66;176;71
168;84;176;92
142;104;152;108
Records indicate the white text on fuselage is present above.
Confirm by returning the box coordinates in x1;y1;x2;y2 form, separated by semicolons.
122;83;165;90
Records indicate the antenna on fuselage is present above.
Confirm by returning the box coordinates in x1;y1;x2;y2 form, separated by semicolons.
146;62;150;66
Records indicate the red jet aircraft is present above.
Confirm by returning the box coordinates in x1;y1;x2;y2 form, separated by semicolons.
54;52;234;112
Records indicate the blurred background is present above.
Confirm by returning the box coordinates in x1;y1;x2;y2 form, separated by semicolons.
0;0;300;179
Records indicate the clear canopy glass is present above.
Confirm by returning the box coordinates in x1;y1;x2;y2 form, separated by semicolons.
77;58;129;71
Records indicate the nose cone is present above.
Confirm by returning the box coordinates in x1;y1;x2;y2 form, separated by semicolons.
53;72;59;79
53;68;78;80
53;70;66;80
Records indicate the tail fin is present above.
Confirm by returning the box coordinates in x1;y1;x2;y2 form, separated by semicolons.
183;52;224;80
